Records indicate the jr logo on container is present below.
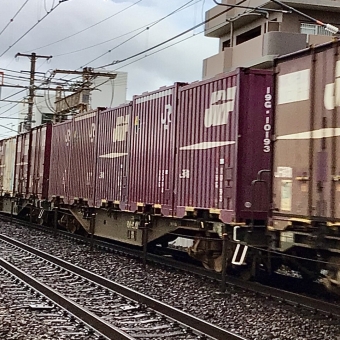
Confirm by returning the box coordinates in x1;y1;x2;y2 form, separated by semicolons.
204;87;237;128
161;104;172;130
113;115;130;142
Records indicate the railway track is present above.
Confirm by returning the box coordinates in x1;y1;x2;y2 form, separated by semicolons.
1;215;340;330
0;266;105;339
0;233;245;340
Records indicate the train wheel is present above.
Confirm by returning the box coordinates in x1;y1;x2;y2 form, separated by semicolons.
188;236;228;272
202;255;223;272
59;214;79;234
323;256;340;294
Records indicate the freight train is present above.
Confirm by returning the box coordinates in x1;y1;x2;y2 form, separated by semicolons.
1;40;340;292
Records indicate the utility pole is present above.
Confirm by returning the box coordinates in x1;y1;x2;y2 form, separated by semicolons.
53;68;116;122
15;53;52;131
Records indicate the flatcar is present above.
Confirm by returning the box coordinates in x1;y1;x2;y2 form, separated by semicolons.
1;40;340;293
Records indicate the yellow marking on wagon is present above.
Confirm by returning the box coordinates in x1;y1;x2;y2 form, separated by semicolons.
288;218;312;225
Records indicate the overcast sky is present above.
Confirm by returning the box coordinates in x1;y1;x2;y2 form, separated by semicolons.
0;0;218;138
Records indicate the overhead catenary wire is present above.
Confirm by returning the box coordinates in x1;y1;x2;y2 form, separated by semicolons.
80;0;198;68
101;0;340;69
44;0;56;14
0;0;305;118
0;0;30;37
42;0;203;93
25;0;143;53
51;0;203;59
0;0;70;58
94;0;284;70
0;4;241;115
0;67;74;84
269;0;339;34
212;0;339;33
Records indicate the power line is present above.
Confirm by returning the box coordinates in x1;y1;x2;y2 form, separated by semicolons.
43;0;202;91
112;30;204;72
0;0;70;58
0;5;225;115
44;0;56;13
0;67;81;86
54;24;151;58
1;89;26;102
25;0;143;53
2;2;220;118
95;4;232;69
212;0;289;15
80;0;198;68
0;0;30;37
53;0;201;58
269;0;339;33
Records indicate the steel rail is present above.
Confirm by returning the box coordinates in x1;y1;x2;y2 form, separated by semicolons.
0;233;246;340
2;215;340;318
0;256;134;340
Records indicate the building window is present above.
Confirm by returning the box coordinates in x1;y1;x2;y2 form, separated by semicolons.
236;26;261;45
222;40;230;50
300;23;333;37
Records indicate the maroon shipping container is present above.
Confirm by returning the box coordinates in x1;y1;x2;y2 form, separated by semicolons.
129;84;183;214
175;69;273;223
49;120;73;202
14;131;30;196
68;110;100;206
95;104;132;208
273;41;340;227
28;124;52;199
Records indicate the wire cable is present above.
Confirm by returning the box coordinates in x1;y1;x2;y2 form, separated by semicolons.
81;0;198;68
25;0;143;53
0;0;30;37
44;0;56;13
0;0;69;58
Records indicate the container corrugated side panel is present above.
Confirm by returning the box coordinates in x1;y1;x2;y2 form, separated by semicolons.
29;128;38;196
28;124;52;199
49;121;72;201
0;137;16;194
14;132;31;196
129;85;181;214
68;110;98;206
0;140;5;192
273;43;340;222
175;69;273;223
42;124;52;199
236;70;273;222
95;104;132;207
175;73;238;221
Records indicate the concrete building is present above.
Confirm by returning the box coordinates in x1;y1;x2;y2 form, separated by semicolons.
90;71;128;109
203;0;340;78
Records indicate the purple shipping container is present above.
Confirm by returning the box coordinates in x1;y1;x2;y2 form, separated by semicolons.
95;104;132;208
129;84;182;214
28;124;52;199
14;131;30;196
175;69;273;223
68;110;100;206
49;120;73;202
